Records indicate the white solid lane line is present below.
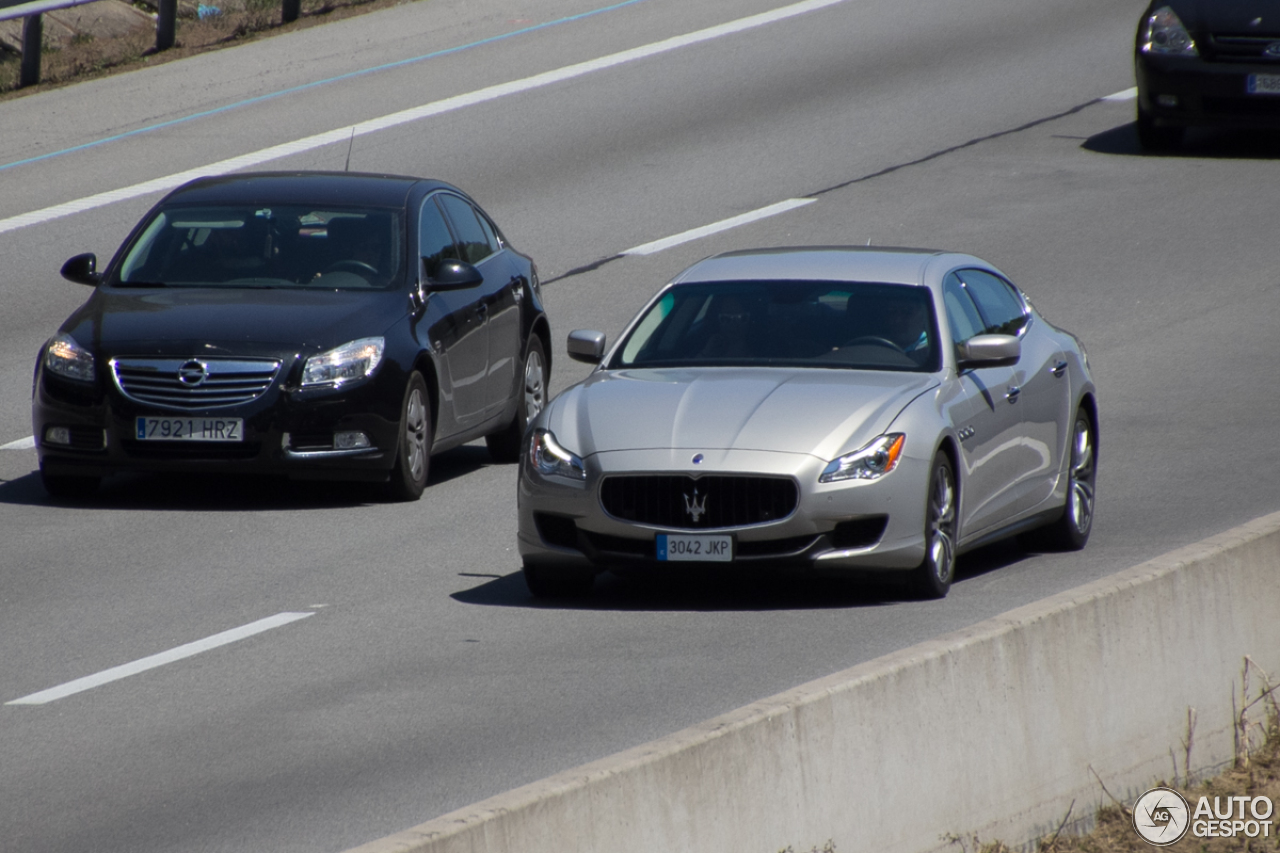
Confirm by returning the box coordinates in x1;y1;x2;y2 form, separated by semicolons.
0;0;850;238
6;612;315;705
1104;87;1138;101
622;199;816;256
1;436;35;450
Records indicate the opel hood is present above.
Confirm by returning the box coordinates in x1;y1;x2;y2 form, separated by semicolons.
60;286;405;356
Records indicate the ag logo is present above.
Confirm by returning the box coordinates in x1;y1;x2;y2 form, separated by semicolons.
1133;787;1191;846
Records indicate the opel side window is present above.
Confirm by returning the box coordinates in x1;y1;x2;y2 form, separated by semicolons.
957;269;1028;337
418;197;459;279
439;195;496;265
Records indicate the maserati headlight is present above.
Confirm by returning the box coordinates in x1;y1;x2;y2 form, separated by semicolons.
528;428;586;480
44;333;95;382
302;337;384;387
820;434;905;483
1141;7;1198;57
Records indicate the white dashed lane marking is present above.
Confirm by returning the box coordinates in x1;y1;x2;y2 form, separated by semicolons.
6;612;315;705
0;0;851;237
621;199;816;256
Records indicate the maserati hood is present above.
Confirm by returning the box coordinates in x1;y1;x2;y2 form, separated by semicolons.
546;367;937;462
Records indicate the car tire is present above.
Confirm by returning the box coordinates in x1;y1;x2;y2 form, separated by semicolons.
386;372;431;501
485;335;547;463
523;560;594;599
39;462;100;501
911;454;958;599
1136;107;1184;153
1024;410;1096;552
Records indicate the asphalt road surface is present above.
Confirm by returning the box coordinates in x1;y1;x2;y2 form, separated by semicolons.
2;0;1279;851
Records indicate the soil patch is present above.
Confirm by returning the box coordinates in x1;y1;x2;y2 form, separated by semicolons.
0;0;420;100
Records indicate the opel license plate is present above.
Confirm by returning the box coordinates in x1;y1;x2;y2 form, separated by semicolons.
656;534;733;562
136;417;244;441
1247;74;1280;95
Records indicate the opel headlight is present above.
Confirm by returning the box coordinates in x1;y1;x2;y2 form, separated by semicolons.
529;428;586;480
302;337;384;387
820;434;906;483
1141;7;1198;57
44;333;95;382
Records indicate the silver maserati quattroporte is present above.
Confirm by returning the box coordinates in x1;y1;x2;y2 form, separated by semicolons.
516;247;1097;599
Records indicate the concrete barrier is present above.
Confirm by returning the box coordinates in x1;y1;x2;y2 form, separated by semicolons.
345;511;1280;853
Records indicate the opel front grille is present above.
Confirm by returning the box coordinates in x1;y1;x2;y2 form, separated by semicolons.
600;475;799;530
111;357;281;410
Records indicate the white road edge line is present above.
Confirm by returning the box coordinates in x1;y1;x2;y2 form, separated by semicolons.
622;198;816;256
0;0;850;238
5;612;314;705
0;436;36;450
1103;87;1138;101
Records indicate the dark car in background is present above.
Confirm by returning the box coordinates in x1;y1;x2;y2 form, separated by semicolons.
33;171;551;501
1136;2;1280;150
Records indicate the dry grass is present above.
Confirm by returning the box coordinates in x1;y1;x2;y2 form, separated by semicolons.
953;659;1280;853
0;0;420;100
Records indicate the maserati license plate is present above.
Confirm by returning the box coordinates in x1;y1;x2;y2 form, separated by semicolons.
136;417;244;441
656;534;733;562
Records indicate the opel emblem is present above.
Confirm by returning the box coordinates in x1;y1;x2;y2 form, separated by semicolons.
177;360;208;386
683;486;707;523
1266;42;1280;58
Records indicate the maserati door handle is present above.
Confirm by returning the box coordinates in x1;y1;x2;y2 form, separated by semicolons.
1005;385;1021;404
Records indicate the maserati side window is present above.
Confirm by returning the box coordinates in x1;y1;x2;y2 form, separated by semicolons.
956;269;1028;337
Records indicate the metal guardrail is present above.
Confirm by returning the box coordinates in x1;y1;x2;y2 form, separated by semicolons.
3;0;300;88
0;0;102;21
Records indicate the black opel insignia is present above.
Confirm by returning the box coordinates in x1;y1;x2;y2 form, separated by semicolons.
33;172;551;501
1136;1;1280;150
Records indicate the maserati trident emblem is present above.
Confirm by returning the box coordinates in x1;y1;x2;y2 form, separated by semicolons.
1250;17;1264;28
683;486;707;523
1266;42;1280;58
177;360;208;386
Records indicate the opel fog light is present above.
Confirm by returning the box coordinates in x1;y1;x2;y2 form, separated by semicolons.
45;334;95;382
529;429;586;481
302;337;384;387
334;431;372;449
820;434;906;483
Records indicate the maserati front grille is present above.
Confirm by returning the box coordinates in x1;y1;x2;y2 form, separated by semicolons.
600;475;799;530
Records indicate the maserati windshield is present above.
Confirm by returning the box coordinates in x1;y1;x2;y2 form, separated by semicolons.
113;205;405;290
610;281;939;372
